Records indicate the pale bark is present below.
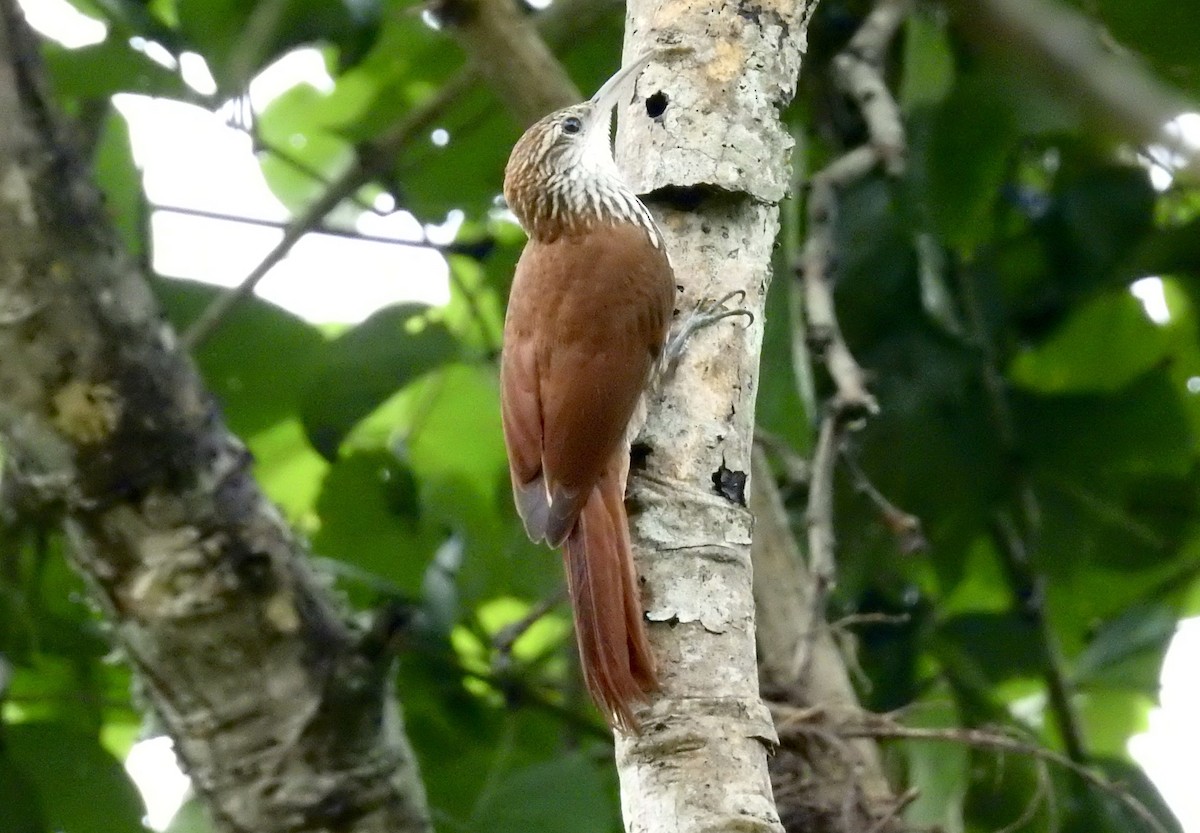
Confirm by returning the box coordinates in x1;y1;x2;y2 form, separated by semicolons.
0;6;430;832
612;3;819;831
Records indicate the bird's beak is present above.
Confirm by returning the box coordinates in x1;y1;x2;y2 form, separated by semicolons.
589;52;656;116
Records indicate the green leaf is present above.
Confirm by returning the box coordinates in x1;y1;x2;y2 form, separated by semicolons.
1063;758;1182;833
1135;218;1200;279
92;108;145;263
246;419;330;520
301;303;460;460
154;278;326;438
903;698;967;833
393;86;515;220
400;365;554;603
1093;0;1200;70
963;740;1051;833
5;722;146;833
1040;164;1156;290
1074;604;1176;692
257;82;357;211
1077;691;1152;759
470;752;616;833
44;39;185;100
1016;370;1193;479
937;612;1042;686
311;449;437;598
1008;291;1170;394
0;747;45;833
310;10;461;143
919;74;1017;250
900;11;955;109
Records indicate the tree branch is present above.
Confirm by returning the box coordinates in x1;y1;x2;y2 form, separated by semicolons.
952;0;1199;182
0;6;431;832
798;0;906;605
434;0;580;125
607;4;819;831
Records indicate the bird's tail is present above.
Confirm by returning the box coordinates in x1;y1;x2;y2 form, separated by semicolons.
561;457;657;731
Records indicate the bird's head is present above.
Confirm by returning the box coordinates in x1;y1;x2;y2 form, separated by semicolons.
503;53;656;241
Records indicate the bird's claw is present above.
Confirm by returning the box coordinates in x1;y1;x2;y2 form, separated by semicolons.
664;290;754;372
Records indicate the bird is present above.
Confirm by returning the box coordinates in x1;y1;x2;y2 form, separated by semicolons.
499;54;673;731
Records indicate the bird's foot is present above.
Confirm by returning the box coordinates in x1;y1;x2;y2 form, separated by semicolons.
663;290;754;374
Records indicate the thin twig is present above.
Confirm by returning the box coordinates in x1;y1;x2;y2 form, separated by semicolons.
153;203;454;250
996;761;1051;833
801;146;880;416
829;611;911;630
492;590;564;656
991;513;1088;764
794;0;911;698
772;707;1172;833
841;449;926;554
956;251;1088;765
833;0;910;174
863;788;919;833
805;412;841;591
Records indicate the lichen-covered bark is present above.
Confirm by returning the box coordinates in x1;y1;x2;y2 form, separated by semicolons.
612;2;819;831
0;6;430;833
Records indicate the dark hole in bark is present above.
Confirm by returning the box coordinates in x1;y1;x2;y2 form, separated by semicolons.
646;91;669;119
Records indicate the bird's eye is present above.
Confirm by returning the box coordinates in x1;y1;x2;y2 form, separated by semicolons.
561;116;583;135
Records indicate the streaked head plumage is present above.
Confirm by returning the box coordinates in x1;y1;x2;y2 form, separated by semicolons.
503;54;660;243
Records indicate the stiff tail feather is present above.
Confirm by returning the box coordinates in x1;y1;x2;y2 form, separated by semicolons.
562;460;657;730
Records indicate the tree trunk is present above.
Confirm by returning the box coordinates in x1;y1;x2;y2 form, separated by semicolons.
613;3;819;831
0;6;430;832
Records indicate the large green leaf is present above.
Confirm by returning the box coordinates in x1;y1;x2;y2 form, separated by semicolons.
257;81;358;211
1077;691;1153;759
470;752;616;833
310;449;436;598
300;303;461;459
1008;290;1170;394
246;419;330;520
1062;758;1182;833
1074;604;1177;692
0;749;45;833
900;10;954;110
936;612;1043;686
902;697;967;833
917;74;1017;250
1093;0;1200;71
154;278;326;438
1038;164;1156;292
43;39;185;101
1016;370;1192;480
